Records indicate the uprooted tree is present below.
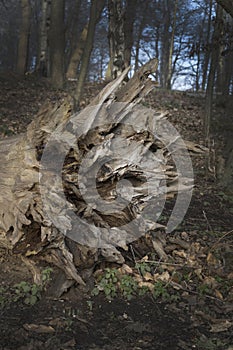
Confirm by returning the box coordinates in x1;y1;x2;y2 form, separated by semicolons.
0;59;205;294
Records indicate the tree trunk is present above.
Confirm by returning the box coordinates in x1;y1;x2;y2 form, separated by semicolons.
36;0;50;77
166;0;178;90
49;0;65;89
160;0;170;89
201;0;213;91
16;0;31;75
204;4;223;143
0;59;203;291
66;24;88;80
223;49;233;96
222;16;233;96
124;0;137;68
134;1;149;72
74;0;105;105
66;0;104;80
105;0;125;80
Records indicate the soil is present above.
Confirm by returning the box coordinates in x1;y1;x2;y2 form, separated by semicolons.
0;74;233;350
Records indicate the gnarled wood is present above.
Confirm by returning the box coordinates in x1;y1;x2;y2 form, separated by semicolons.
0;59;204;290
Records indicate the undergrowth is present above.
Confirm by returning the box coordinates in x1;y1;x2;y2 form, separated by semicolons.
0;267;52;307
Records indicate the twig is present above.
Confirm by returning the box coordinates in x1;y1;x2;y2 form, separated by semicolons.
209;229;233;252
202;210;213;232
137;260;195;268
129;244;143;279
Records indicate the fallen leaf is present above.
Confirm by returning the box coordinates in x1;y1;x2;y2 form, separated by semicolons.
143;272;153;281
203;276;218;288
158;271;170;282
119;264;133;274
173;250;187;258
23;323;55;333
138;281;154;292
62;338;76;348
215;289;224;300
207;252;219;267
210;320;232;333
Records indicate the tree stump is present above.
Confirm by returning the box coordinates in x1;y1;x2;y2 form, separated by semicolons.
0;59;204;290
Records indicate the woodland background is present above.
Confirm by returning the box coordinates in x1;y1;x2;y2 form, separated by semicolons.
0;0;233;187
0;1;233;349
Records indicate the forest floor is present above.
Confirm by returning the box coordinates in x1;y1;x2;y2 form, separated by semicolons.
0;74;233;350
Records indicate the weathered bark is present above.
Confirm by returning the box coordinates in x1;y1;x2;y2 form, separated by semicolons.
16;0;31;75
0;59;204;291
74;0;105;105
49;0;65;88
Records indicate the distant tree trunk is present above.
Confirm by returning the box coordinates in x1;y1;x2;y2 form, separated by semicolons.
124;0;137;68
36;0;50;77
218;17;233;189
160;0;177;89
49;0;65;89
16;0;31;75
66;0;104;80
166;0;178;89
155;25;160;68
196;50;201;92
221;15;233;95
65;0;82;63
74;0;105;105
204;4;223;143
105;0;125;80
216;14;224;94
134;1;149;72
66;24;88;80
223;49;233;95
201;0;213;91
